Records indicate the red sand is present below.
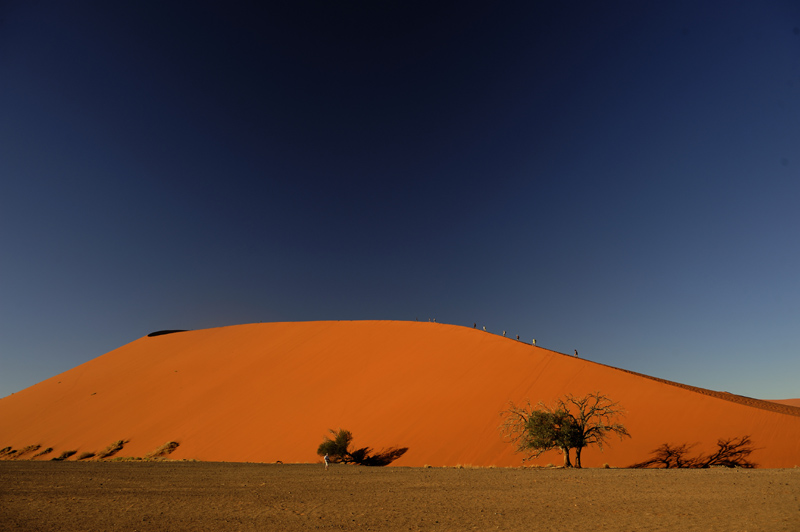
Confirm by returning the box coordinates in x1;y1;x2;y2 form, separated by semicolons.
1;321;799;467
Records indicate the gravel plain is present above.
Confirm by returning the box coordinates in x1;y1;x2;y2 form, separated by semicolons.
2;461;799;531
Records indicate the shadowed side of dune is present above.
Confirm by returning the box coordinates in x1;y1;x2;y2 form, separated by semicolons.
1;321;798;467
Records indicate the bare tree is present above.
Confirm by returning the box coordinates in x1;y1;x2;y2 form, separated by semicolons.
556;393;631;468
502;392;630;468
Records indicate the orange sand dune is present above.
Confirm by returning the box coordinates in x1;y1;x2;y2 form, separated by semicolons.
1;321;799;467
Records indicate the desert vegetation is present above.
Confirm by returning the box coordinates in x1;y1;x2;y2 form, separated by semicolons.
144;441;181;459
52;450;77;461
0;439;178;462
317;429;408;466
96;439;128;459
502;392;630;468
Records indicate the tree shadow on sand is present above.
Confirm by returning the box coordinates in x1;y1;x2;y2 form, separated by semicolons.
630;435;758;469
317;429;408;466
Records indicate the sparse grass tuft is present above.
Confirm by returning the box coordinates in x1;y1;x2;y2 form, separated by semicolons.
603;463;611;469
423;464;432;468
96;440;128;459
13;445;41;459
52;450;77;461
145;441;180;460
32;447;53;459
0;447;16;459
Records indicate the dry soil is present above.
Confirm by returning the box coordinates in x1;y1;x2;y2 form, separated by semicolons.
2;462;799;531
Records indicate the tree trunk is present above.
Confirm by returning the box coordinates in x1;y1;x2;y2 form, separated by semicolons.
574;446;582;468
561;447;572;468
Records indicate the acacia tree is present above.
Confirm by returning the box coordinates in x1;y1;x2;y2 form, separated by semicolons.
502;392;630;468
317;429;355;463
502;403;580;467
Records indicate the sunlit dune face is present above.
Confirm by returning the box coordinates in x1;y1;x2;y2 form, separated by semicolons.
1;321;798;467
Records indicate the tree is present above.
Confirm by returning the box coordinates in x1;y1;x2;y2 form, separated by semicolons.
317;429;355;463
502;392;630;468
316;428;408;466
502;403;580;467
557;393;631;468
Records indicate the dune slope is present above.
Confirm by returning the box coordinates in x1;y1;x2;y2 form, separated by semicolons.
1;321;798;467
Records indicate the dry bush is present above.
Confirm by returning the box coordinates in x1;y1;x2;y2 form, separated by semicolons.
13;445;41;459
77;452;96;460
0;447;18;460
317;429;408;466
52;450;77;461
96;440;128;459
145;441;180;460
32;447;54;459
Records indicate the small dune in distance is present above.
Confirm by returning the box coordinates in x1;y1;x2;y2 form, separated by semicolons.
1;321;798;467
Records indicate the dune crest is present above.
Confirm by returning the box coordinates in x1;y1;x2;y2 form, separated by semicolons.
1;321;798;467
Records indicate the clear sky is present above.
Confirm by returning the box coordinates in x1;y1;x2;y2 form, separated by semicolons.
2;1;799;400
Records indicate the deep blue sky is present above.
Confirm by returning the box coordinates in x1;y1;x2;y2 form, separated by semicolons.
2;1;799;400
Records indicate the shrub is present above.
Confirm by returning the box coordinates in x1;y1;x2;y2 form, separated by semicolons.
32;447;54;459
316;429;408;466
96;440;127;459
145;441;180;460
52;450;77;461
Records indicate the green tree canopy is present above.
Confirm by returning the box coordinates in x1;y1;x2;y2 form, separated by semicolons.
502;392;630;468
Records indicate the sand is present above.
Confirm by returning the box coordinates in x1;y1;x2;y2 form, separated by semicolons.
1;321;799;467
2;461;799;532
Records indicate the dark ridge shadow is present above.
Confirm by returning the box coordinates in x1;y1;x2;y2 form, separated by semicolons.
147;330;189;337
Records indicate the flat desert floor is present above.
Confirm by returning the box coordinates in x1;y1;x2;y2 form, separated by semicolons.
2;462;798;531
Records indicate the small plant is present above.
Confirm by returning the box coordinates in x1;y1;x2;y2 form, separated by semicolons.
13;445;41;459
96;440;127;459
145;441;180;460
52;450;77;461
77;452;96;460
0;447;17;460
32;447;54;459
316;429;408;467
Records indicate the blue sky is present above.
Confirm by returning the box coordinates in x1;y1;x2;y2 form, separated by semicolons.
2;1;799;400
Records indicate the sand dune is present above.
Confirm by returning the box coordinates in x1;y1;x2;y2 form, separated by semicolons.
1;321;798;467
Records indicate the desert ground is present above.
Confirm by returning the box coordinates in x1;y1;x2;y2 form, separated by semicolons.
2;461;798;532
